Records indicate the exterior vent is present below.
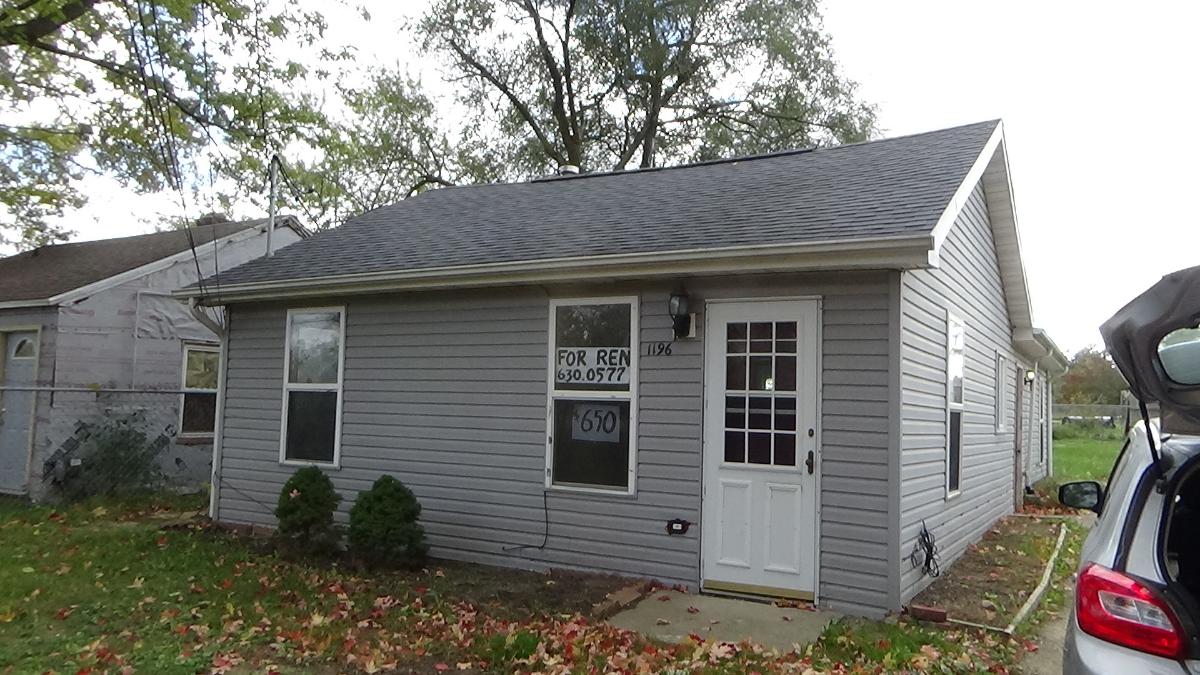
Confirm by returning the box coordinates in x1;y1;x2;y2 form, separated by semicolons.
557;164;580;175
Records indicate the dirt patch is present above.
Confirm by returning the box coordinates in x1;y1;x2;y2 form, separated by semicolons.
911;516;1061;626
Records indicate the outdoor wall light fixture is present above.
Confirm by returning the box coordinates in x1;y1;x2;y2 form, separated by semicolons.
1024;370;1037;387
668;292;695;340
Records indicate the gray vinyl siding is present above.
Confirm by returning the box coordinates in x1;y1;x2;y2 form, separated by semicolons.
898;182;1018;603
213;271;894;616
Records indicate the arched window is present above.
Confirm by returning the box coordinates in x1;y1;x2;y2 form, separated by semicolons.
12;337;35;359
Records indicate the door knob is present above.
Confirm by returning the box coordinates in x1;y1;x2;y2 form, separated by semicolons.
805;450;814;474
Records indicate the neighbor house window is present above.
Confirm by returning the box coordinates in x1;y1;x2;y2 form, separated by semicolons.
11;337;35;359
947;314;965;495
280;308;344;465
181;344;220;437
994;352;1009;432
547;297;638;493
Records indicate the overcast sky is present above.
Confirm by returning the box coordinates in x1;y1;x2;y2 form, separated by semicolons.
48;0;1200;355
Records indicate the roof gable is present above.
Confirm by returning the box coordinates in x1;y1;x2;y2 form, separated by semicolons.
0;216;301;306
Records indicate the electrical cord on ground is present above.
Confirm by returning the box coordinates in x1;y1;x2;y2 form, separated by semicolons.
503;489;550;553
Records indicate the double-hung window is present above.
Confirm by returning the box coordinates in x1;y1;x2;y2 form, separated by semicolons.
181;344;220;438
547;297;638;493
280;308;345;465
947;314;965;495
994;351;1009;432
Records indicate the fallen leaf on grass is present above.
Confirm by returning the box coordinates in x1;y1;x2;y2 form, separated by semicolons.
657;594;671;602
687;606;700;614
656;618;671;625
128;577;144;589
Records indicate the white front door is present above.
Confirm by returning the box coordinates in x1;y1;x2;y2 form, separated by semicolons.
701;300;820;599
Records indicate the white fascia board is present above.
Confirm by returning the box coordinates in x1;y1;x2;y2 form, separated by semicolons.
181;233;937;305
0;299;53;310
46;224;283;307
928;121;1006;260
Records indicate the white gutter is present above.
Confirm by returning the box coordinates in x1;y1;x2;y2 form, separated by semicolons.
189;297;226;337
176;233;937;305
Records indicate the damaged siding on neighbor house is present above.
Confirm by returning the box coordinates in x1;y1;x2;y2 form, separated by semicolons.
898;182;1018;603
213;271;895;617
0;307;57;494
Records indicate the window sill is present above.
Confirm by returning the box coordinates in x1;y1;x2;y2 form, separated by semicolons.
546;483;636;498
279;459;340;470
176;435;214;446
945;489;962;501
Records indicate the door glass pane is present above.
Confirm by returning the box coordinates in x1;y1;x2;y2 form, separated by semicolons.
774;433;796;466
726;356;746;390
724;430;745;463
749;322;772;353
775;355;796;392
725;396;746;429
726;323;747;354
748;397;771;429
748;432;771;464
775;397;797;431
775;322;797;339
749;356;772;390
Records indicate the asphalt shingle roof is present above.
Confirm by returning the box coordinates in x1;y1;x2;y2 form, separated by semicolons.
0;217;279;303
209;120;1000;288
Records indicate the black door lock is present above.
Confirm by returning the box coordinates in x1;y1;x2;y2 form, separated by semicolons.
805;450;815;474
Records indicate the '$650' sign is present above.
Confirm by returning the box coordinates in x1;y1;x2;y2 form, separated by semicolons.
556;347;631;386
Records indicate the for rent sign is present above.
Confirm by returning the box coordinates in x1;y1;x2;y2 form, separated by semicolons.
555;347;631;387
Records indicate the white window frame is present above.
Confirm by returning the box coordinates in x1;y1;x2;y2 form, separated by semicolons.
994;351;1010;432
179;342;220;439
545;296;639;495
946;312;965;498
279;306;346;468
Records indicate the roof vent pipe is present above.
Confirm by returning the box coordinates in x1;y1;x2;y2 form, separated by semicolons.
557;164;580;175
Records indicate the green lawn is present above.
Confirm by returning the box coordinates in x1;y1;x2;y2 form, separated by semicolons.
0;496;1024;673
1053;437;1124;483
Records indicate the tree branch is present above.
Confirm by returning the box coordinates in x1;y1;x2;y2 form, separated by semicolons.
445;36;565;165
0;0;103;47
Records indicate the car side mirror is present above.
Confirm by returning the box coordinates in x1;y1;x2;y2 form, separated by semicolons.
1059;480;1103;512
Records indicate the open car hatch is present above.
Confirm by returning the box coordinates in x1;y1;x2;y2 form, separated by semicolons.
1101;265;1200;448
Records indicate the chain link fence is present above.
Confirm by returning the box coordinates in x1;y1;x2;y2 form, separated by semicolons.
8;387;214;503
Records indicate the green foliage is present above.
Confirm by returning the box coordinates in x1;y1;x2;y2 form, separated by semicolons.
1053;419;1124;441
0;0;334;248
488;630;541;662
58;411;165;502
416;0;876;177
347;475;428;568
1056;347;1128;404
275;466;342;556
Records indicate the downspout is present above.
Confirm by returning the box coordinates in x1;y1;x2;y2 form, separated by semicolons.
189;298;227;521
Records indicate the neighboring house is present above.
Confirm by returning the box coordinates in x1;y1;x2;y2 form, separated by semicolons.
180;120;1066;617
0;216;306;500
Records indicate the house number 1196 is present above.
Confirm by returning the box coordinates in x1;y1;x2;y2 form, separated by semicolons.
644;342;673;356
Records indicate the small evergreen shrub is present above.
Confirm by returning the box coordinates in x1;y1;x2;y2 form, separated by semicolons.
275;466;342;556
348;475;428;568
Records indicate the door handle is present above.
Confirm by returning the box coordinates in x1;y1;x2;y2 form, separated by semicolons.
805;450;814;474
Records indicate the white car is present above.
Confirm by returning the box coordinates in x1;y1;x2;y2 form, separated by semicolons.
1059;264;1200;674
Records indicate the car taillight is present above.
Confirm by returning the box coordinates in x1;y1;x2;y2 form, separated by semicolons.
1076;563;1187;659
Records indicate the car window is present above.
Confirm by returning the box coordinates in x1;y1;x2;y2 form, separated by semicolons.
1100;437;1136;516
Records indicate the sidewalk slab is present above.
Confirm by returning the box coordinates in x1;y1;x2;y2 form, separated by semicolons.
607;592;838;652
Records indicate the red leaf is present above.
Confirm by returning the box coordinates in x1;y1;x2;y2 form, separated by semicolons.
434;663;450;672
220;578;234;589
55;606;73;620
657;594;671;602
687;606;700;614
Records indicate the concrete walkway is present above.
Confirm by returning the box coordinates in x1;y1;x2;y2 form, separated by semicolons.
607;592;838;652
1022;592;1069;675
